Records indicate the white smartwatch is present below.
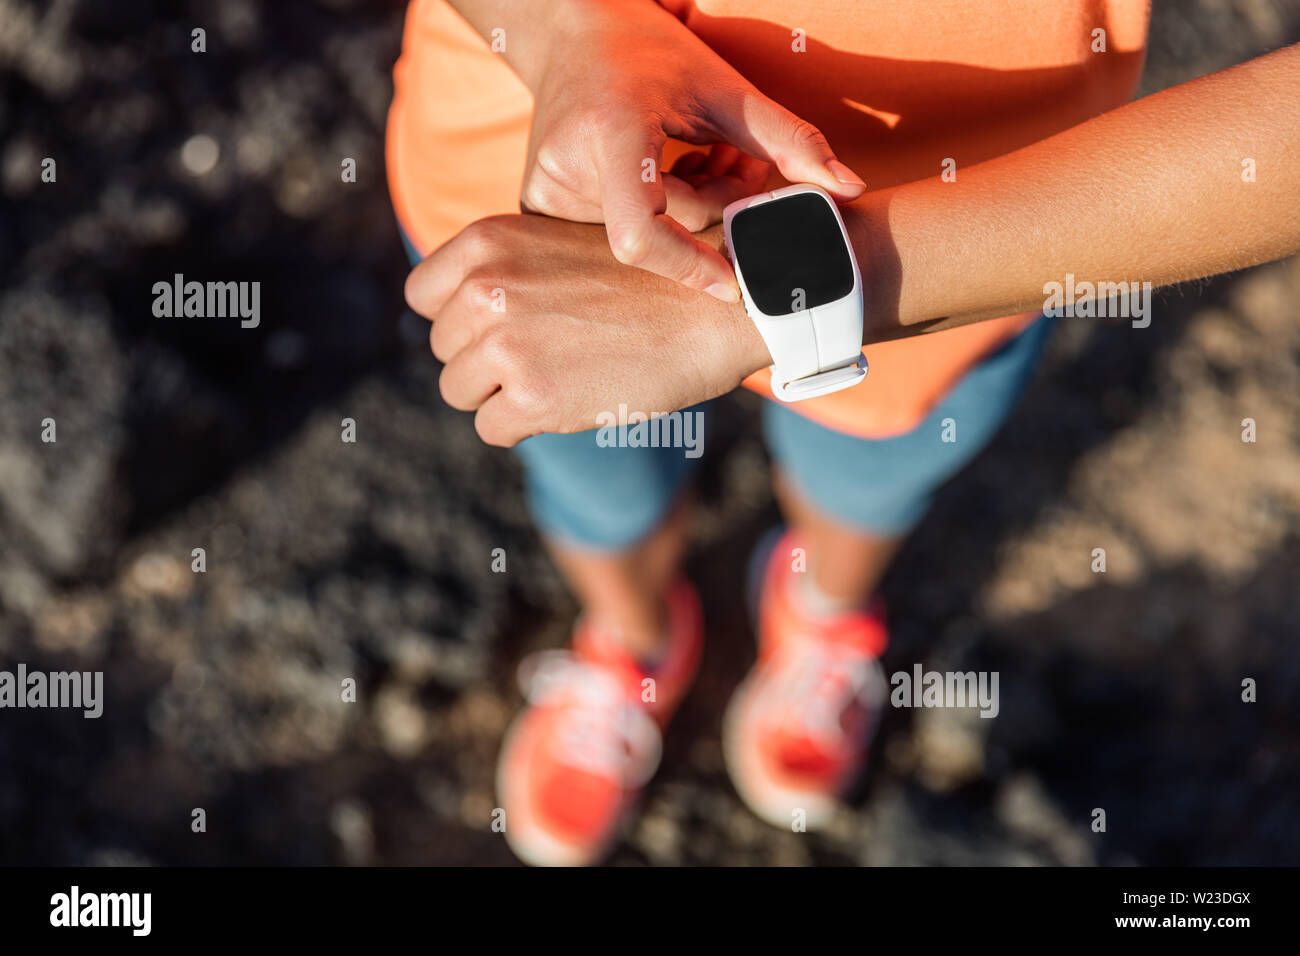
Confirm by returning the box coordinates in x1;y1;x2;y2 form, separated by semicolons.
723;183;867;402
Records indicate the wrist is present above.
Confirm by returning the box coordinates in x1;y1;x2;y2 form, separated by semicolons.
504;0;595;92
520;0;654;93
692;224;773;377
839;193;903;347
718;186;871;398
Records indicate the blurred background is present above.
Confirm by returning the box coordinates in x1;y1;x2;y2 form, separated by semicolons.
1;0;1298;866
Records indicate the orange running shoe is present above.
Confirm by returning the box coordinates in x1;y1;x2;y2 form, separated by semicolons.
724;530;888;830
496;577;703;866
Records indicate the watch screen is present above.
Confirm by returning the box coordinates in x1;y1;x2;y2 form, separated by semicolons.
730;192;855;316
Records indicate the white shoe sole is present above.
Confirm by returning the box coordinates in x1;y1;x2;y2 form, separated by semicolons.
722;675;842;831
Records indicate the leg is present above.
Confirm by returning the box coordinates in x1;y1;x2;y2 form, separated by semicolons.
541;488;692;663
724;315;1058;827
472;398;715;866
514;415;705;665
772;467;903;607
764;313;1059;609
499;421;709;865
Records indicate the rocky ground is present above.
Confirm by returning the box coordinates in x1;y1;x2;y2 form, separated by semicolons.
1;0;1297;865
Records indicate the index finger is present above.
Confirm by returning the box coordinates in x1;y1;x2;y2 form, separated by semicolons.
598;124;740;300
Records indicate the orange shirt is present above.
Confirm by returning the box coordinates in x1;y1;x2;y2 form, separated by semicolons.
387;0;1149;438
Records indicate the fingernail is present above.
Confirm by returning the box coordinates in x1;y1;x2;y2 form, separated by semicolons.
826;159;866;189
705;282;740;303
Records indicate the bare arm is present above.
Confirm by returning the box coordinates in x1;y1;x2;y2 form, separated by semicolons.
440;0;864;297
440;0;567;90
846;42;1300;343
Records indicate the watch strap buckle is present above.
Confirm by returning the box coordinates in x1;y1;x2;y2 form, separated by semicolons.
770;354;869;403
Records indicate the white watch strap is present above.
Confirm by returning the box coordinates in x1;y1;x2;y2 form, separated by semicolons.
754;295;864;383
724;184;868;403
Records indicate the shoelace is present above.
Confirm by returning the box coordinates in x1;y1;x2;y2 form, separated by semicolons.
517;650;663;788
766;640;885;750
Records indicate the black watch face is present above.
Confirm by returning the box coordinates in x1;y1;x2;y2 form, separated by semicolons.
729;191;855;316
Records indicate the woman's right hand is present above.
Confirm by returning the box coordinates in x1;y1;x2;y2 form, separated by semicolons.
458;0;867;300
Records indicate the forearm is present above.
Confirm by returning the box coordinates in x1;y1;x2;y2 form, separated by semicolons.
442;0;570;89
445;0;649;91
847;43;1300;343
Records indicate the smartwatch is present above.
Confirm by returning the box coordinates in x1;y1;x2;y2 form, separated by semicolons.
723;184;868;402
